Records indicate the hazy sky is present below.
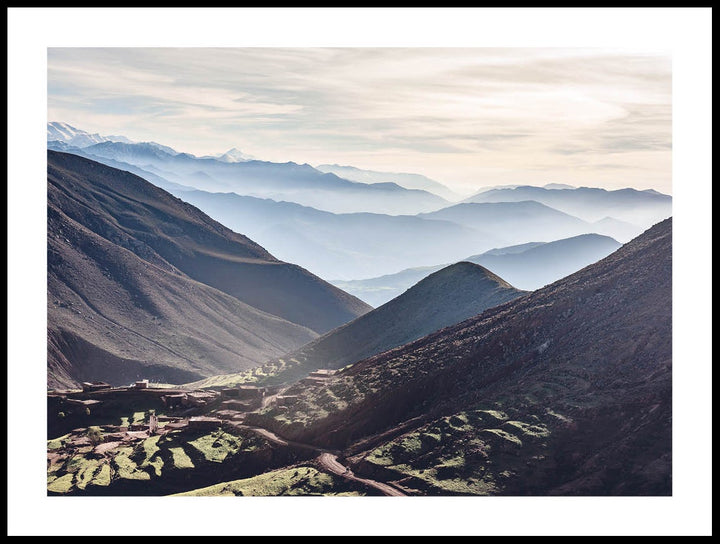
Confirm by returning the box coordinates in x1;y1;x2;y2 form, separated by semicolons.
48;47;672;194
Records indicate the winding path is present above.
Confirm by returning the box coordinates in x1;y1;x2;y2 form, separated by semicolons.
317;452;406;497
237;425;406;496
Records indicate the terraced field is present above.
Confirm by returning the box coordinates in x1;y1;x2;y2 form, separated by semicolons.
47;426;295;496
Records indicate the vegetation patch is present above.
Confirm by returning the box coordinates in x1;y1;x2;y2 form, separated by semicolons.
91;463;111;487
47;433;71;450
47;473;75;494
113;447;150;481
137;436;164;477
75;459;101;490
187;430;244;463
503;420;550;439
480;428;523;448
359;405;560;495
169;447;195;469
471;409;508;423
174;466;365;497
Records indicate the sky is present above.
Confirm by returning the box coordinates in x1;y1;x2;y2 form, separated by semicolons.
48;47;672;195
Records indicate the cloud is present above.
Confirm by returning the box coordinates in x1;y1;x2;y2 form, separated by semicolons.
47;47;672;193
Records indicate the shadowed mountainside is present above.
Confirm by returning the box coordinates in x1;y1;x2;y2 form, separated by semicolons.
47;151;371;388
48;151;370;334
259;262;527;384
249;218;672;495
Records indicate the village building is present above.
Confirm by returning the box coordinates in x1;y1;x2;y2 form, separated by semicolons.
275;395;300;406
162;419;189;431
81;381;111;393
161;393;186;409
237;385;264;399
220;387;240;399
188;416;222;431
186;391;219;407
66;398;103;408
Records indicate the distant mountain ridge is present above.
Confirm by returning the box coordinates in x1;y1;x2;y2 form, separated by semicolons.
47;123;669;284
315;163;461;201
138;188;632;282
419;200;592;246
208;148;256;162
170;190;506;281
331;233;622;306
464;185;671;225
48;121;170;151
47;125;450;215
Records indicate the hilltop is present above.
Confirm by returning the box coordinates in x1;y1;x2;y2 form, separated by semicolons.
259;262;526;385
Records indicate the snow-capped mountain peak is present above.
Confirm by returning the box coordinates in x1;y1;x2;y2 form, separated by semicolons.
47;121;110;148
214;147;255;162
47;121;141;148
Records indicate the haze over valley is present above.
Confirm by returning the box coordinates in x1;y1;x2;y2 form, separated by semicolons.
47;123;669;284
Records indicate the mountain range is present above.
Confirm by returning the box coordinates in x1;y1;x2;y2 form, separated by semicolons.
146;189;640;282
464;185;671;226
47;134;450;216
418;200;594;247
169;190;506;281
332;233;623;306
315;163;461;201
47;123;670;284
47;151;370;388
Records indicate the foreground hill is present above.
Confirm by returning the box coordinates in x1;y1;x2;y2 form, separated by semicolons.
332;234;621;306
249;218;672;495
260;262;526;384
47;151;371;387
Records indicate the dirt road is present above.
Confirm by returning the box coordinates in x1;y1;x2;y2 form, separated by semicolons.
239;425;405;496
316;452;406;497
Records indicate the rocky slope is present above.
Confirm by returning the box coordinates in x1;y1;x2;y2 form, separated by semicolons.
47;151;371;388
249;218;672;495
